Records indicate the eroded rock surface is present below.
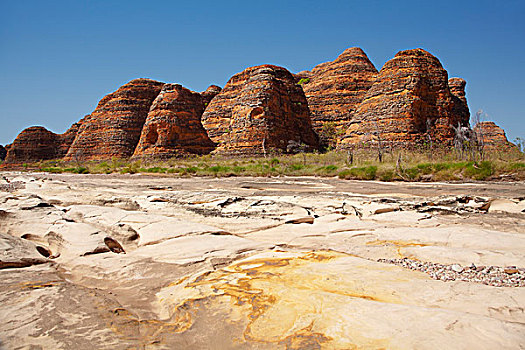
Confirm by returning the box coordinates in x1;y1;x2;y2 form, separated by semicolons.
298;47;378;144
0;145;6;161
341;49;471;147
1;173;525;348
474;121;514;148
133;83;215;158
200;84;222;107
64;79;165;161
202;65;319;154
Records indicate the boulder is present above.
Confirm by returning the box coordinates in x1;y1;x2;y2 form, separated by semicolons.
297;47;378;145
64;79;165;161
132;84;215;158
341;49;470;147
201;65;319;154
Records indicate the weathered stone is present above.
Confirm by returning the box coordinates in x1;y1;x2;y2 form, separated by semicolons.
200;85;222;107
133;84;215;158
4;117;87;164
285;217;315;224
4;127;59;164
298;47;378;145
449;77;470;130
202;65;319;154
0;145;7;161
474;121;514;148
341;49;470;147
64;79;165;161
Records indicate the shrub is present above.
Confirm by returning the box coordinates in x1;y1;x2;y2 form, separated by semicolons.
40;167;63;173
297;78;310;85
338;166;377;180
463;161;494;180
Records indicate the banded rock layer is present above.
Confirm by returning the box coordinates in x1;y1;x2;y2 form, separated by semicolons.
475;121;513;148
201;65;318;154
133;84;215;158
298;47;378;143
341;49;470;146
4;119;85;164
64;79;165;161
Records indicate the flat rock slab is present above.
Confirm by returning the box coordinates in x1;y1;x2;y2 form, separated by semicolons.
1;173;524;349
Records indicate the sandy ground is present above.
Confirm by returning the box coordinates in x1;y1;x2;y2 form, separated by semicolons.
1;172;524;349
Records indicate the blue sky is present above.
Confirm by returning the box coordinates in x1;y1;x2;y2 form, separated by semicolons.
1;0;524;145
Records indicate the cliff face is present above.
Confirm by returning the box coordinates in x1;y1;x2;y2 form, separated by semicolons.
201;65;318;154
298;47;378;143
132;84;215;158
64;79;165;161
341;49;470;147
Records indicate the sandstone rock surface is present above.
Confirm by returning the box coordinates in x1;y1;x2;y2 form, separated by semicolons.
4;118;87;164
298;47;378;144
64;79;165;161
0;145;6;161
4;126;60;164
202;65;318;154
200;84;222;106
133;84;215;158
474;121;514;148
341;49;470;146
1;173;524;348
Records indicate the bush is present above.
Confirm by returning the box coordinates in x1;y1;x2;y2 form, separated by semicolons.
338;166;377;180
463;161;494;180
64;166;89;174
378;169;396;181
297;78;310;85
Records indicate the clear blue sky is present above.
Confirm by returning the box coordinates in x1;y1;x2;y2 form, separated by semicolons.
1;0;524;145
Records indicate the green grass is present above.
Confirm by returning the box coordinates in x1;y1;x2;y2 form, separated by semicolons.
338;166;377;180
25;146;525;181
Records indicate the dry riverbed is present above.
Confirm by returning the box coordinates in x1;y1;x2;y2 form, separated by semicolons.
1;172;524;349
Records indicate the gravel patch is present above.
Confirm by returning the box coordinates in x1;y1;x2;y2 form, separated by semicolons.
378;258;525;287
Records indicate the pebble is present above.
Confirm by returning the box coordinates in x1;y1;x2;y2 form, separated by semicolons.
377;258;525;287
451;264;463;273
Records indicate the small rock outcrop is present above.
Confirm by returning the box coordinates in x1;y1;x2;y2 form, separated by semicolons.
0;145;6;161
341;49;470;147
64;79;165;161
297;47;378;144
4;118;87;164
201;65;318;154
474;121;514;148
4;127;59;163
133;84;215;158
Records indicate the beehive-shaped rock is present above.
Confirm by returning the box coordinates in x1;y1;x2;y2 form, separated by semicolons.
201;65;318;154
64;79;165;161
341;49;470;146
133;84;215;158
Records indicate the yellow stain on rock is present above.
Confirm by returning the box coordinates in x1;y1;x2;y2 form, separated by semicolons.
154;250;411;349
